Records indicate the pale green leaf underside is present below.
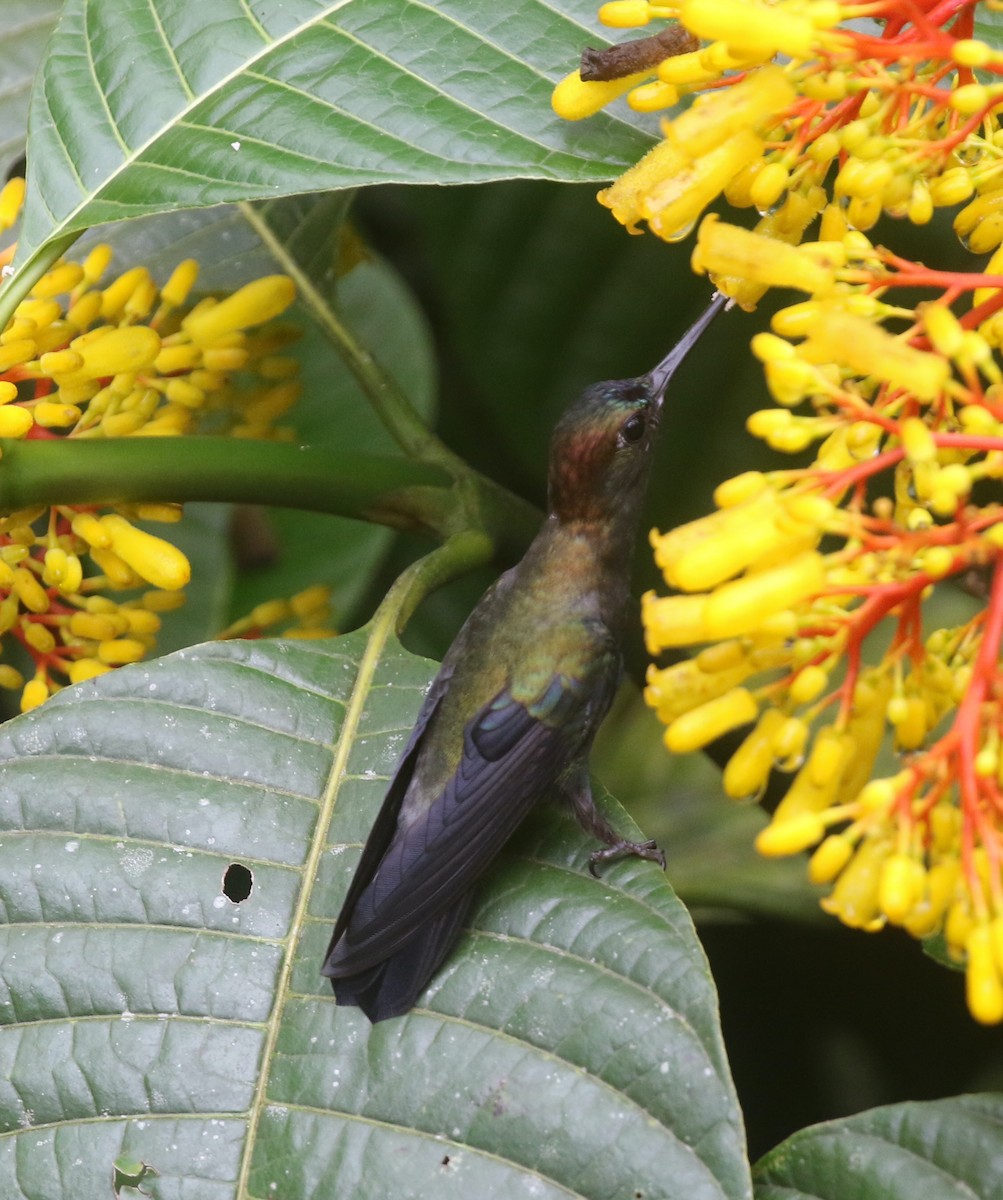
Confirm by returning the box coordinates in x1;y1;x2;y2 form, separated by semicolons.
0;630;749;1200
753;1095;1003;1200
0;1;60;177
17;0;653;268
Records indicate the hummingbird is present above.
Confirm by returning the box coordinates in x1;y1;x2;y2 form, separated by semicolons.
322;296;725;1022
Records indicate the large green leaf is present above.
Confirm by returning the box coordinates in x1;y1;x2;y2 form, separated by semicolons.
0;1;60;177
753;1095;1003;1199
69;191;439;637
16;0;654;272
0;618;750;1199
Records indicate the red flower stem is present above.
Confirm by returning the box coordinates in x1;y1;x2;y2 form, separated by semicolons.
821;447;904;496
955;554;1003;908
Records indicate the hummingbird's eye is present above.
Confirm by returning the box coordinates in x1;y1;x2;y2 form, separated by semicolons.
619;412;646;445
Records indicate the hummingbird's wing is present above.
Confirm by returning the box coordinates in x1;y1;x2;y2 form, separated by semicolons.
322;659;616;1020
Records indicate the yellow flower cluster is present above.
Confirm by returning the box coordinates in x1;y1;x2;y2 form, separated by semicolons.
0;177;304;710
216;585;335;641
554;0;1003;302
644;224;1003;1021
559;0;1003;1024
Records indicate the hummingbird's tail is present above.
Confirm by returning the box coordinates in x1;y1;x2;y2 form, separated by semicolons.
325;893;474;1022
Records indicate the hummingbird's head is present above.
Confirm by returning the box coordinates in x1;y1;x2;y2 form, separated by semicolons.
547;294;728;526
548;378;660;524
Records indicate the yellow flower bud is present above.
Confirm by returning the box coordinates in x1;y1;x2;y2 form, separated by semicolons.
682;0;830;58
922;546;955;578
771;716;808;763
664;686;758;753
712;471;767;508
807;726;853;789
20;677;50;712
878;853;926;925
0;176;25;229
23;623;56;654
154;343;202;374
749;162;790;211
921;303;965;357
71;512;112;549
966;924;1003;1024
755;812;826;857
100;410;147;437
643;132;765;241
99;515;191;591
892;696;927;750
99;266;153;319
598;1;650;26
929;167;974;207
695;639;746;673
667;66;795;159
723;707;784;798
97;637;148;665
0;404;34;437
160;259;199;308
12;567;50;614
692;214;835;294
789;664;828;705
954;38;994;67
0;663;23;692
32;262;84;298
122;608;161;636
181;276;296;343
628;81;679;113
806;313;949;400
33;401;82;429
202;345;249;372
88;546;142;589
653;490;820;593
856;777;896;814
703;552;825;639
80;243;112;284
42;548;73;590
68;659;113;685
907;179;933;225
763;357;820;406
950;83;996;115
141;589;187;613
808;834;854;884
900;416;937;463
69;611;126;640
820;836;889;930
62;326;161;380
642;591;709;651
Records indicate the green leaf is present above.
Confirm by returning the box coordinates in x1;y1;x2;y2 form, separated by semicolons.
753;1095;1003;1199
17;0;654;271
70;192;439;632
0;623;750;1199
0;1;60;177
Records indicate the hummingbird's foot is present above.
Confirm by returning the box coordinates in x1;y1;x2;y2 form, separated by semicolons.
588;839;666;878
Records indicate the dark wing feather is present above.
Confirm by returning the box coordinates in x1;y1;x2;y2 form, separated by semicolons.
323;682;583;979
323;662;454;956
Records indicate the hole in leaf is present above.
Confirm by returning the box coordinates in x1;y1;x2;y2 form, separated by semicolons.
222;863;253;903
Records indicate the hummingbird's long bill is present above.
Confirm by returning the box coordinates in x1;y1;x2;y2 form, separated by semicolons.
646;291;728;400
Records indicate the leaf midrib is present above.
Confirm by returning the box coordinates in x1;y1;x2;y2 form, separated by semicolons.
234;614;401;1196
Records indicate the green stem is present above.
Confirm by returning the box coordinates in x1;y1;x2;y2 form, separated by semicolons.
241;202;463;471
0;437;452;534
377;530;496;637
0;436;542;558
0;231;82;331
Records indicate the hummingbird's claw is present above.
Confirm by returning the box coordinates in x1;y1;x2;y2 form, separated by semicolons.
588;838;666;877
